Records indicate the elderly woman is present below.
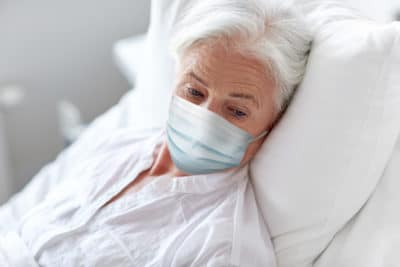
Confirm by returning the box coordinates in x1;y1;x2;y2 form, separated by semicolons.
0;0;310;266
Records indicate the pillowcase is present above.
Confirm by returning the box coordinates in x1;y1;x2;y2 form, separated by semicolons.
250;17;400;266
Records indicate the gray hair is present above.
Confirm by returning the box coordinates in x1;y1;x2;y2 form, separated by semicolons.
170;0;312;114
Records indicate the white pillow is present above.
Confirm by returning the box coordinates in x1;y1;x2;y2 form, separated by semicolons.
121;0;181;131
250;19;400;266
113;34;147;86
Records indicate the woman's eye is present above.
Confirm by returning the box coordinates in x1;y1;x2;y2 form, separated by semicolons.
187;87;204;98
228;107;247;119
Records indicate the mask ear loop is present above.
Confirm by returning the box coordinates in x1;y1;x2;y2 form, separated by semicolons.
250;129;269;143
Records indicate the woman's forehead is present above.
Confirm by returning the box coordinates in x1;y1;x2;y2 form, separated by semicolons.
179;43;274;96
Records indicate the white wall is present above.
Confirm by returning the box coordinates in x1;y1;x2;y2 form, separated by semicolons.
0;112;11;203
0;0;150;199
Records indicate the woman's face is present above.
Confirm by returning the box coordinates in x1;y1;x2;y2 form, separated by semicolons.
173;41;278;164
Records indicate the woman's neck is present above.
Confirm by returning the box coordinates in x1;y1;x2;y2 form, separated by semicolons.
148;141;188;177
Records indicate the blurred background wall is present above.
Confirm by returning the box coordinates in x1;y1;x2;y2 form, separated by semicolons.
0;0;399;204
0;0;150;203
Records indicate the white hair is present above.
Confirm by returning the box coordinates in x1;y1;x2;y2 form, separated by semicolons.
169;0;312;114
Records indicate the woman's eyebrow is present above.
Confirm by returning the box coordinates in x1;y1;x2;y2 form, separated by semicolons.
228;92;259;108
188;71;209;87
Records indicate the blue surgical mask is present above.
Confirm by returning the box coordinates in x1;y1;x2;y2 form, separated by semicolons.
166;95;268;175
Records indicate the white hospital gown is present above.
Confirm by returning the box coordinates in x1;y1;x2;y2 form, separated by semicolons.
0;128;276;267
